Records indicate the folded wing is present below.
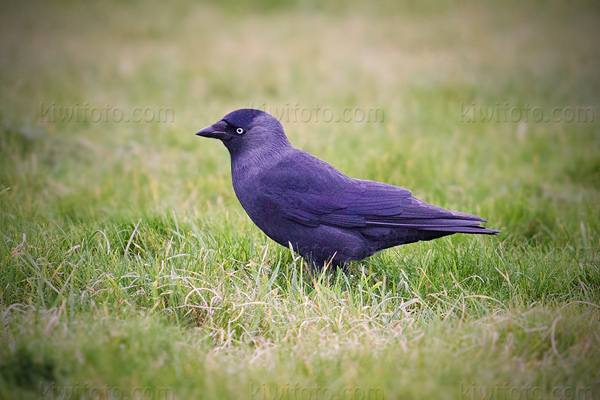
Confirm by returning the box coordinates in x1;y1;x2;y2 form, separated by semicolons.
262;151;499;235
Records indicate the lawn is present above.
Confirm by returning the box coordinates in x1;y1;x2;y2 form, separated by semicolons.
1;0;599;399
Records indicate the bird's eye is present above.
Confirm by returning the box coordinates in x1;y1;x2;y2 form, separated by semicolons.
236;128;244;135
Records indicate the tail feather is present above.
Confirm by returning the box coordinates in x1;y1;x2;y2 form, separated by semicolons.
361;196;500;236
418;225;500;235
367;218;500;235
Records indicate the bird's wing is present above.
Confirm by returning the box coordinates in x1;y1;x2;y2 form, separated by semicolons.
260;151;488;230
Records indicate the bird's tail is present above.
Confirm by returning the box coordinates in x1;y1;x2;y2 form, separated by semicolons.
367;207;500;235
417;224;500;235
368;218;499;235
402;199;500;235
365;197;500;236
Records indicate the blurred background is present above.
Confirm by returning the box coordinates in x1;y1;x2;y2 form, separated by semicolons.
1;0;597;238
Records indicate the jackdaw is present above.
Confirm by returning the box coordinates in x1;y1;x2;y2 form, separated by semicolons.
196;109;499;268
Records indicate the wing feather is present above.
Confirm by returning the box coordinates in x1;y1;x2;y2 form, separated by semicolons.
260;151;496;234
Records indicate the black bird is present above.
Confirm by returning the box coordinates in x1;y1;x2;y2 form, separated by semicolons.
196;109;499;268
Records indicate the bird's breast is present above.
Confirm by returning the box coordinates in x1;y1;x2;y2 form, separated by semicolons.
232;177;292;245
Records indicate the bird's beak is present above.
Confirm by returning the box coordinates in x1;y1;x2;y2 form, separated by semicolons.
195;120;228;139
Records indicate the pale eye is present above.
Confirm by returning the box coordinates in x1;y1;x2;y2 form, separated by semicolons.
236;128;244;134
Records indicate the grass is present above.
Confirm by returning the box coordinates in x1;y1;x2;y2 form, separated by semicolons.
1;0;599;399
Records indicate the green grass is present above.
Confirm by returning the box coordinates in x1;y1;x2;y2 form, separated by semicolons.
1;0;599;399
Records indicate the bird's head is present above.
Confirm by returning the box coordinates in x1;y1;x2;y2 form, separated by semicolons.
196;109;291;157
